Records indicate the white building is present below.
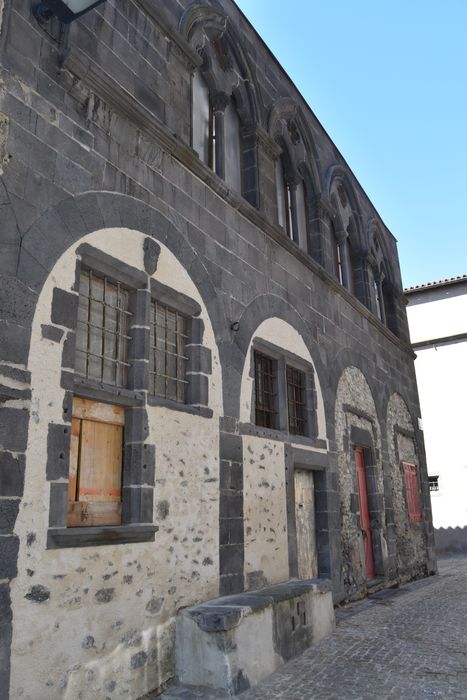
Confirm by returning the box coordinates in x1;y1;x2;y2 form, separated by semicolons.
406;276;467;552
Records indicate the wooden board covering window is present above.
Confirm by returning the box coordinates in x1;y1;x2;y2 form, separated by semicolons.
402;461;423;524
67;397;124;527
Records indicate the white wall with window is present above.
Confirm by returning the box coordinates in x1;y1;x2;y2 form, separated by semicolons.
239;317;327;589
9;227;223;700
406;278;467;532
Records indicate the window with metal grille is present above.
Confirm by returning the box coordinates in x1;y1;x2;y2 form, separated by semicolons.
286;365;307;436
75;269;131;387
254;351;277;429
149;301;188;403
402;462;423;523
428;475;439;492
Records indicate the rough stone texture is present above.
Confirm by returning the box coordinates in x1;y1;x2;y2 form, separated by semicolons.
176;579;334;695
0;0;432;697
235;556;467;700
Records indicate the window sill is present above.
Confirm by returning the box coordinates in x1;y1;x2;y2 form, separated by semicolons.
239;422;327;449
73;377;144;407
47;523;158;549
147;394;213;418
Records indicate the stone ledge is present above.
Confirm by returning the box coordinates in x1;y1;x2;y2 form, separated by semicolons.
176;578;335;696
47;523;158;549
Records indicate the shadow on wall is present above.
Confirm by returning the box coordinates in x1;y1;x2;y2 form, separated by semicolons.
435;527;467;555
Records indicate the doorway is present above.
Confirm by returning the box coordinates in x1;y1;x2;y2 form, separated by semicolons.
354;447;375;579
294;468;318;579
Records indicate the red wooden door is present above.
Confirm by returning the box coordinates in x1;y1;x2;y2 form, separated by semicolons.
355;447;375;579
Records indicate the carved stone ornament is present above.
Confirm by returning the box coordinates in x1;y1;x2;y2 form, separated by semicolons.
143;237;161;275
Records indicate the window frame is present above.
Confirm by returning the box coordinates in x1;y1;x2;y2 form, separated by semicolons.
47;245;155;549
249;339;320;445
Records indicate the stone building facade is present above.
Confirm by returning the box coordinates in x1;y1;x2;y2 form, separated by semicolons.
0;1;436;698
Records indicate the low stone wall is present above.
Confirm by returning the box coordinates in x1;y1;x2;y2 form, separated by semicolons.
435;527;467;555
175;579;335;696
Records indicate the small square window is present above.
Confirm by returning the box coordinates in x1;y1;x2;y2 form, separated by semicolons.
286;365;307;436
68;397;124;527
254;351;278;429
149;301;189;404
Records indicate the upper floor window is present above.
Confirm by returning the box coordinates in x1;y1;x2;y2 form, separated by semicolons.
224;97;242;193
275;157;308;248
192;70;214;168
192;71;242;195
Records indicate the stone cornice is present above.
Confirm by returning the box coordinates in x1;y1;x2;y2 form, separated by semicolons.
60;47;412;359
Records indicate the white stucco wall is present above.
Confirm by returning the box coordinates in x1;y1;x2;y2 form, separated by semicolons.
9;228;222;700
239;318;327;588
407;284;467;529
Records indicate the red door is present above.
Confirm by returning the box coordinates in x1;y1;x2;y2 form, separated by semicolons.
355;447;375;579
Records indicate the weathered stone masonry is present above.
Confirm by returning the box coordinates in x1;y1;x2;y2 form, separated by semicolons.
0;1;436;698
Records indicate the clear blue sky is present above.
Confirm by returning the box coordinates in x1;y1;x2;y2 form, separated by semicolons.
235;1;467;288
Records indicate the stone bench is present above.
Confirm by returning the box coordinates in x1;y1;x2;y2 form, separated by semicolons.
175;578;335;696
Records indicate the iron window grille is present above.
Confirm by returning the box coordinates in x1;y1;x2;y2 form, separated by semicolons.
286;365;307;436
149;301;189;403
254;351;278;429
75;268;131;387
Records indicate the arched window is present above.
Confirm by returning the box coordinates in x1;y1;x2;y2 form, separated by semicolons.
192;70;213;168
275;157;308;248
224;97;242;193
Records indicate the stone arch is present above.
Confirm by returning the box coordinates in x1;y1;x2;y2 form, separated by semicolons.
386;392;427;577
268;97;321;194
225;293;328;421
238;316;327;441
16;191;228;369
334;366;387;595
9;226;224;698
326;165;369;306
179;3;261;128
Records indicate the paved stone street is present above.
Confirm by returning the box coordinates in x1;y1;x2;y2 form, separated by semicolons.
159;556;467;700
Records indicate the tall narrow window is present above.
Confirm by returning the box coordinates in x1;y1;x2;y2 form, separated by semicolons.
254;351;277;429
275;158;292;238
373;277;384;322
295;180;308;249
286;365;307;436
75;269;131;387
149;302;189;404
224;98;242;193
192;70;212;167
402;462;422;523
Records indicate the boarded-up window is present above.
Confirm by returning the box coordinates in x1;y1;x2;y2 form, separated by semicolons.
75;269;131;387
68;397;124;527
254;351;277;429
149;301;188;403
402;462;422;524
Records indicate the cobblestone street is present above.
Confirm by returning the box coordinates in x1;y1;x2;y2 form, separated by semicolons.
160;556;467;700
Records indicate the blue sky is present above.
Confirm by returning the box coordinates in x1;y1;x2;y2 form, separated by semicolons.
235;1;467;287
